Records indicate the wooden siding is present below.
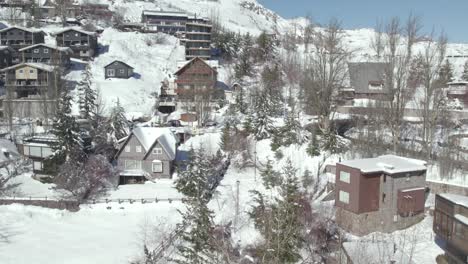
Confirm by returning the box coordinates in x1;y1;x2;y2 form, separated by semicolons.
104;61;133;79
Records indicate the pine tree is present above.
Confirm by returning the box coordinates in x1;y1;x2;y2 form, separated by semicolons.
234;86;247;114
219;123;232;152
50;91;83;160
253;91;275;140
234;48;253;79
306;133;320;157
302;169;314;190
108;99;129;140
243;110;254;135
260;159;282;189
255;31;276;62
261;64;283;116
78;64;97;119
462;60;468;81
436;59;454;88
282;111;303;146
174;148;217;264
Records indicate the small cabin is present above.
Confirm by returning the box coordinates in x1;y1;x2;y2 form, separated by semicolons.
104;60;134;79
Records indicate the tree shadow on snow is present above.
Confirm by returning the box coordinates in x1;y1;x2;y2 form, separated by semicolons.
132;73;141;79
0;225;22;244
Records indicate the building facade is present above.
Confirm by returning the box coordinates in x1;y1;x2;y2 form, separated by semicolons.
183;17;212;60
54;28;98;60
0;63;60;119
446;81;468;109
19;44;72;67
0;26;45;51
116;127;178;184
19;134;57;174
335;155;427;235
141;10;188;34
341;62;389;104
433;193;468;264
104;60;134;79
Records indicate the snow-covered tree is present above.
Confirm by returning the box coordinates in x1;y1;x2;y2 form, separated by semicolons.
108;99;129;140
249;160;305;263
219;123;232;153
78;64;97;119
462;60;468;81
54;152;118;201
261;64;283;116
234;86;247;114
436;59;454;88
252;91;275;140
255;30;277;63
50;92;83;160
260;159;281;189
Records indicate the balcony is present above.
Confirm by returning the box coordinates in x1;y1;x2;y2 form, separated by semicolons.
447;86;468;95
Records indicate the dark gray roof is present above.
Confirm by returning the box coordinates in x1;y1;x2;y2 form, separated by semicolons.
348;62;388;94
104;60;134;69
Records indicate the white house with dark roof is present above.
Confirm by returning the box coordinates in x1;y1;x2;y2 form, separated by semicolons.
115;127;178;184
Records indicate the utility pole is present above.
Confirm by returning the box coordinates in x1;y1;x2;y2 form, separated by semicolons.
235;180;240;229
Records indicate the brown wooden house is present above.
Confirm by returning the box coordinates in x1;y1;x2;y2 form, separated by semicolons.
434;193;468;264
335;155;427;235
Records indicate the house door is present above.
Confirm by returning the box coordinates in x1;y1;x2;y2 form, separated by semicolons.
107;69;115;77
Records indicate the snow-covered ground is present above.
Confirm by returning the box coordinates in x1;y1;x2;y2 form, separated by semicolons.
0;202;183;264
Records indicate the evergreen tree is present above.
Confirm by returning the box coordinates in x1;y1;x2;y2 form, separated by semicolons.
462;60;468;81
281;111;303;146
78;64;97;119
306;133;320;157
234;48;253;79
219;123;232;152
436;59;454;88
302;169;314;190
234;86;247;114
252;91;275;140
260;159;282;189
249;160;304;263
261;64;283;116
243;111;254;135
50;91;83;160
255;31;276;62
174;148;217;263
108;99;129;140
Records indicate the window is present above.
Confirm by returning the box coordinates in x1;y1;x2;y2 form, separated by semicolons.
383;174;387;183
339;191;349;204
136;146;142;153
152;160;163;173
382;193;386;203
119;69;125;74
44;48;49;53
23;145;30;155
107;69;115;77
75;33;79;37
33;161;42;171
125;146;130;152
29;146;42;157
33;49;39;53
339;171;350;183
124;160;141;170
42;147;52;157
19;69;23;73
152;148;162;155
29;70;33;74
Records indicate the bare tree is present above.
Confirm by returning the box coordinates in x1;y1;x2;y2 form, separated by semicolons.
54;0;72;27
380;16;420;153
413;30;448;159
370;19;384;59
301;18;350;135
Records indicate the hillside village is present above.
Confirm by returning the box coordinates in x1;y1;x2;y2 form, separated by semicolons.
0;0;467;263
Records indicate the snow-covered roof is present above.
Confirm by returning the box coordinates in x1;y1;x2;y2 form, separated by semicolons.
132;127;177;159
339;155;427;174
142;10;188;18
448;81;468;85
0;139;19;164
439;193;468;208
0;26;44;34
18;43;73;53
53;27;96;36
0;63;55;72
342;240;416;264
455;214;468;226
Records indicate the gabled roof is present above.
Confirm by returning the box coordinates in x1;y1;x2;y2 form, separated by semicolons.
117;127;177;160
18;43;73;53
339;155;427;175
53;27;96;36
174;57;217;76
104;60;134;69
0;26;45;34
0;62;55;72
